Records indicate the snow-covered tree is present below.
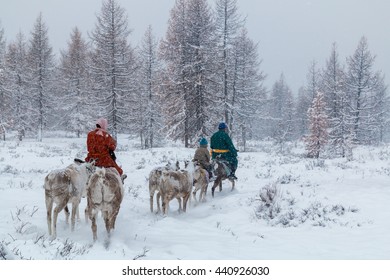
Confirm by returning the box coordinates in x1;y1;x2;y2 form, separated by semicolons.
0;22;7;140
346;37;381;144
214;0;244;132
5;32;30;140
135;25;164;148
305;92;328;158
321;42;350;157
58;27;91;137
89;0;136;139
159;0;217;147
369;75;389;143
27;13;55;141
295;86;311;139
159;0;188;145
229;28;266;150
268;74;295;144
306;60;321;101
295;60;321;138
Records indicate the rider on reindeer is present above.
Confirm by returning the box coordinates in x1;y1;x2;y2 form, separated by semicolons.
210;122;238;180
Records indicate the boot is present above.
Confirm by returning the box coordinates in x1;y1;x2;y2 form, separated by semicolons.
228;172;237;180
121;174;127;183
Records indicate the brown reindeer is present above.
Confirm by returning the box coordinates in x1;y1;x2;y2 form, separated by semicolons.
44;160;95;239
192;163;209;203
148;161;179;213
210;158;235;197
86;167;124;242
159;161;195;215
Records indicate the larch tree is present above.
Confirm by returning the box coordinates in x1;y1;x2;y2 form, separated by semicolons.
229;27;266;150
346;36;381;144
159;0;217;147
136;25;163;148
321;42;350;157
214;0;244;133
306;60;321;101
186;0;218;142
305;92;328;158
295;60;321;138
58;27;92;137
0;22;7;140
370;76;388;144
89;0;136;139
268;74;295;145
159;0;189;145
27;13;55;141
295;86;311;139
5;32;30;141
373;79;389;142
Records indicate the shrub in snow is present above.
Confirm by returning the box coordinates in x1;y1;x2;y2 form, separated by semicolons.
2;165;19;175
277;173;299;184
304;159;326;170
0;241;13;260
55;239;91;259
255;183;361;228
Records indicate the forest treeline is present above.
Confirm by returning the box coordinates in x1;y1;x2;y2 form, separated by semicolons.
0;0;388;158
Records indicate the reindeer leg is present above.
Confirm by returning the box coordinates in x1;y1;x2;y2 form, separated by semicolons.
84;206;89;224
231;180;235;192
201;185;206;202
45;196;53;236
177;197;182;213
192;185;199;203
90;213;97;242
212;177;222;198
76;198;81;221
53;201;67;239
162;200;167;215
103;210;110;234
156;192;161;213
71;201;77;231
211;182;217;198
150;191;154;213
183;193;190;212
64;205;70;225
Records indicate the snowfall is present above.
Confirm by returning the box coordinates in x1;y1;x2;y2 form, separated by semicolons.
0;131;389;278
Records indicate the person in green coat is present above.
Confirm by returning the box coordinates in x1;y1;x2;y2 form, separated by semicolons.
210;122;238;180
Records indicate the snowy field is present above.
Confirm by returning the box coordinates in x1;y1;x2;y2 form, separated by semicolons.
0;133;390;261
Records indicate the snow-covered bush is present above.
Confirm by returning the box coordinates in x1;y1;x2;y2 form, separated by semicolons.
255;182;362;228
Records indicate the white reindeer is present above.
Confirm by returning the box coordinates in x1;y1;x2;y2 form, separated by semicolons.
192;164;209;203
44;160;95;239
85;167;124;242
159;161;195;215
149;161;180;213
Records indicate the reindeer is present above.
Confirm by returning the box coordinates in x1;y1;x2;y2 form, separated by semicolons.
44;160;95;239
158;161;195;215
85;167;124;242
210;158;235;197
149;161;180;213
192;162;209;203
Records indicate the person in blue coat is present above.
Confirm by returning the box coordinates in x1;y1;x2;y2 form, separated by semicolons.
210;122;238;180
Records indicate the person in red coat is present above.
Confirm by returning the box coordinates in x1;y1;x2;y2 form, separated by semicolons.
85;118;125;180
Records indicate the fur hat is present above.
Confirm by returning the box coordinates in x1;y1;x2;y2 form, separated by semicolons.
96;118;108;131
218;122;227;130
199;138;208;146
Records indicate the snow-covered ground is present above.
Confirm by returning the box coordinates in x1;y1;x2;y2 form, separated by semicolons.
0;133;389;262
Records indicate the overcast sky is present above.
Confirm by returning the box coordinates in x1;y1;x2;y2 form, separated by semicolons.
1;0;389;93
